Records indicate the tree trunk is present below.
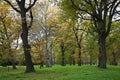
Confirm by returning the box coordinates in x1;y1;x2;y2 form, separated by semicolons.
45;34;52;67
61;42;66;66
61;50;65;66
8;45;17;69
53;52;56;64
21;12;35;73
90;55;92;65
110;52;117;65
72;50;75;65
10;57;17;69
45;51;52;67
78;45;81;66
98;36;107;68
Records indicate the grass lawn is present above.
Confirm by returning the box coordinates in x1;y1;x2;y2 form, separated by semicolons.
0;65;120;80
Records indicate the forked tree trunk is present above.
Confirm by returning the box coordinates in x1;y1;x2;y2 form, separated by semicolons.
72;27;83;66
98;35;107;68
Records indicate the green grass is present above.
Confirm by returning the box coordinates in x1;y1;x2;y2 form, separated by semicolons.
0;65;120;80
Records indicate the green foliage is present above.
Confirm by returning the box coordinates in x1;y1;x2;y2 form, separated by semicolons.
60;0;78;19
85;33;98;64
106;22;120;64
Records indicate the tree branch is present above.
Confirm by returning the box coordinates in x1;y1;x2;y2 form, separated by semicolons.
26;0;37;12
28;0;33;29
4;0;21;13
105;1;120;37
70;0;97;19
28;10;33;29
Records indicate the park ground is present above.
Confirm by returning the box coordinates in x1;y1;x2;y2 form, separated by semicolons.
0;65;120;80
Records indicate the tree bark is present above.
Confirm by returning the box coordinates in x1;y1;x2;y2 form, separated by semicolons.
45;33;52;67
98;35;107;68
21;11;35;72
45;50;52;67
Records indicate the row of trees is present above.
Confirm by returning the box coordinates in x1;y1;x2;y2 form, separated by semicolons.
0;0;120;73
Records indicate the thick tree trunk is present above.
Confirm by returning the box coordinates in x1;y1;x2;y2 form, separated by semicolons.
98;36;107;68
21;26;35;73
21;12;35;73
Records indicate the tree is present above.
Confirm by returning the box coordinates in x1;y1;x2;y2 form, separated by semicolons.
61;0;120;68
85;33;98;65
4;0;37;72
54;18;76;66
32;0;59;67
106;21;120;65
72;21;85;66
0;2;19;69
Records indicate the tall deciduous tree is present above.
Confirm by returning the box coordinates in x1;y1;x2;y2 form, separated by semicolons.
61;0;120;68
0;2;17;69
4;0;37;72
32;0;59;67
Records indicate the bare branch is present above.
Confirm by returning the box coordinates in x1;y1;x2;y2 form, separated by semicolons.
28;0;33;29
109;0;118;16
78;13;92;20
4;0;21;13
26;0;37;12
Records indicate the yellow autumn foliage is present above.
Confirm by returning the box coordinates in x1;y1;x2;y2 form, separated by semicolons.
0;2;9;17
